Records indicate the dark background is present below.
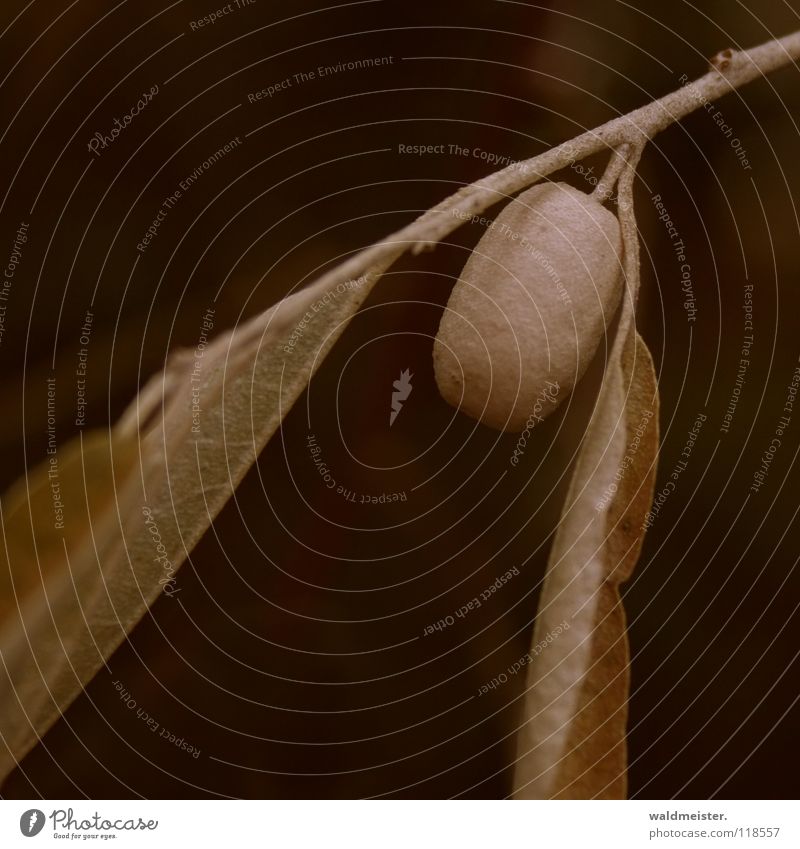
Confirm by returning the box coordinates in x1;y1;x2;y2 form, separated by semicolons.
1;0;799;798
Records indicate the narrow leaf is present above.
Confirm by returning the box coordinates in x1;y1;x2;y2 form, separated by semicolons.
0;263;388;782
512;328;659;798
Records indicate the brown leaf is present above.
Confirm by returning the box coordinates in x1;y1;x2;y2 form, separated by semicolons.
512;328;659;798
0;266;387;783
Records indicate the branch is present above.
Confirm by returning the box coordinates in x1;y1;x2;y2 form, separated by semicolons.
245;28;799;337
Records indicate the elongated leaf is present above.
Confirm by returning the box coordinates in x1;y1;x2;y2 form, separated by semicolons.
0;264;389;782
512;328;659;798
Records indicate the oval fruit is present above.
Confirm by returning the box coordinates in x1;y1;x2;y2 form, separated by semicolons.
433;182;623;432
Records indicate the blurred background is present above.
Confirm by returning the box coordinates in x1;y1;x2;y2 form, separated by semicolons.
0;0;799;798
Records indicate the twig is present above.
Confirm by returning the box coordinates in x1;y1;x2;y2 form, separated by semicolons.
225;29;800;348
592;144;634;203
